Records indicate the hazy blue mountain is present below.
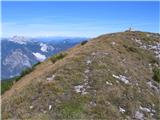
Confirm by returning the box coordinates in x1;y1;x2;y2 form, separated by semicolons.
1;36;88;79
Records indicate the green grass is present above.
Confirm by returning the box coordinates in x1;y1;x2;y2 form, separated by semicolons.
81;40;88;45
50;52;67;63
58;94;87;119
32;61;41;68
58;100;84;119
20;67;33;77
1;79;13;94
153;68;160;83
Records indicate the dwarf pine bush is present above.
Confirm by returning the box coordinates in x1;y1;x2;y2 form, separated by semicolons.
50;53;67;63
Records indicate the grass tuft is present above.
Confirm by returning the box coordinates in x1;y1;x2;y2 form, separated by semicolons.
81;40;88;45
1;80;13;94
59;100;84;119
20;67;33;77
1;62;41;94
50;52;67;63
153;68;160;83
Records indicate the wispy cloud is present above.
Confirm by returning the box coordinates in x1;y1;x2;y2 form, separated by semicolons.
2;20;157;37
2;1;159;37
2;21;111;37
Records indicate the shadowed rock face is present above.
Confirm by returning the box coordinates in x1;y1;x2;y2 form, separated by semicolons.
2;31;160;120
3;49;32;68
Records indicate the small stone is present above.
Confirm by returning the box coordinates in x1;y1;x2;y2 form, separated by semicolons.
112;74;129;84
90;101;96;107
147;81;158;92
87;60;92;64
106;81;112;85
49;105;52;110
104;52;109;55
111;41;116;45
85;69;90;74
140;106;151;112
146;34;150;37
135;111;144;120
84;82;88;85
29;106;33;109
119;107;126;113
74;85;84;93
91;52;96;56
43;110;47;114
150;113;154;117
47;75;55;81
81;91;88;95
86;86;91;89
124;70;128;73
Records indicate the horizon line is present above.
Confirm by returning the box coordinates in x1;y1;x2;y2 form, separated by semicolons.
2;30;160;39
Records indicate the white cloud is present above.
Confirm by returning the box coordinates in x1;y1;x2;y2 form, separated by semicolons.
2;20;157;38
2;21;119;38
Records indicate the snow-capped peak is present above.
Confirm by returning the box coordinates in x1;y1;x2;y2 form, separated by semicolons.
9;36;30;44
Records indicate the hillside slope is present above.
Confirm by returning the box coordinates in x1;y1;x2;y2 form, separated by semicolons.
2;31;160;119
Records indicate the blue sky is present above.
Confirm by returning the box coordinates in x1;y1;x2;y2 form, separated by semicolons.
2;1;159;37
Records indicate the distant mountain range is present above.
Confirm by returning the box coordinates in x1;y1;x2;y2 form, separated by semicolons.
1;36;88;79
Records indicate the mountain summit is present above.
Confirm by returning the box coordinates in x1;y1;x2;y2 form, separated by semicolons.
8;36;31;45
2;31;160;119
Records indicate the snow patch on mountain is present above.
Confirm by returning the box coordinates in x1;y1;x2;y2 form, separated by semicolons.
40;43;55;52
33;52;46;61
9;36;30;44
40;43;48;52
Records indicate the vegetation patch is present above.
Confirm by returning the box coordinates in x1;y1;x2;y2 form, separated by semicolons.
1;79;13;94
153;68;160;83
50;52;67;63
1;62;41;94
81;40;88;45
20;67;34;77
32;61;41;68
58;100;84;119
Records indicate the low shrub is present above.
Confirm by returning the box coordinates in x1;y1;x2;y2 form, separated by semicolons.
150;58;159;64
20;67;33;77
81;40;88;45
32;61;41;68
153;68;160;83
50;52;67;63
1;80;13;94
1;62;41;94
